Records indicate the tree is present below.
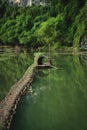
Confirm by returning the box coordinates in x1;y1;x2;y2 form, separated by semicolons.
34;14;66;48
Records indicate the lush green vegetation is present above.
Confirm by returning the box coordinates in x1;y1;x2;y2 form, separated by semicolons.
0;0;87;50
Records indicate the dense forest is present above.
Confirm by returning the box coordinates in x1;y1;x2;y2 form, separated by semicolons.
0;0;87;50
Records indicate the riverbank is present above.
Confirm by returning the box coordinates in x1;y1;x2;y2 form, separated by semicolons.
0;45;87;53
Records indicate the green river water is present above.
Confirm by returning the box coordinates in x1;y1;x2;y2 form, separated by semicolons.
0;50;87;130
0;49;33;101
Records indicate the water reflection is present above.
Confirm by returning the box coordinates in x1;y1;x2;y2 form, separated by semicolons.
0;49;33;101
80;54;87;68
9;53;87;130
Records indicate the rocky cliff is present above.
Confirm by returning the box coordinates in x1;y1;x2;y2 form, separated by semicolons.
81;35;87;50
8;0;47;7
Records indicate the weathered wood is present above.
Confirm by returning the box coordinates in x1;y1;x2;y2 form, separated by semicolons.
0;53;50;130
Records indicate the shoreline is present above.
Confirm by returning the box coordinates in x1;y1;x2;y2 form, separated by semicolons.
0;45;87;53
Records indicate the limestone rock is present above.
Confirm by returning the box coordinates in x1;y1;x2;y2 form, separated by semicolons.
81;35;87;50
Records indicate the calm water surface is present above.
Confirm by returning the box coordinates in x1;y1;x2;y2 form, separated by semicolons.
0;49;33;101
1;51;87;130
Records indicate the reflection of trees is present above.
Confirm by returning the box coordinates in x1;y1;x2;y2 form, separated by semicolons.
72;55;87;100
11;53;87;130
80;54;87;67
50;54;87;129
37;70;49;77
26;54;87;130
50;53;87;101
0;50;33;101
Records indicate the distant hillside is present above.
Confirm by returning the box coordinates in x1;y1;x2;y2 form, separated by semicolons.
0;0;87;50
